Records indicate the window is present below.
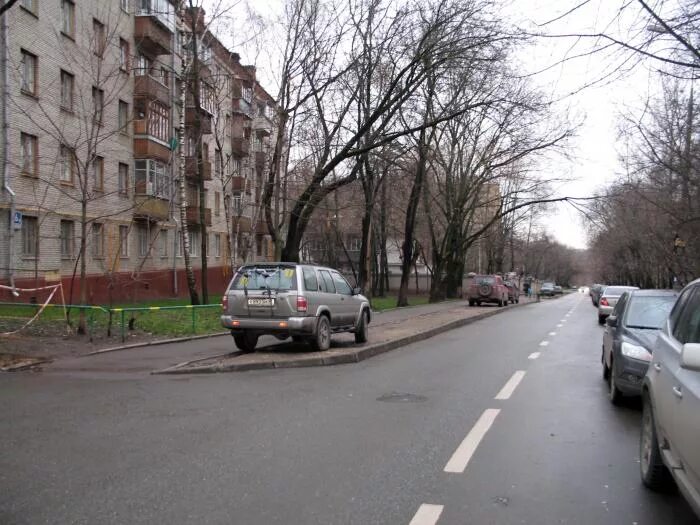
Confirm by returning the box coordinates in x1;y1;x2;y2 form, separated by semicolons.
22;216;38;257
134;159;169;199
673;288;700;344
93;19;106;57
159;229;168;257
121;0;129;13
60;70;74;111
347;238;361;251
160;67;169;86
61;0;75;37
214;192;220;216
214;233;221;257
92;156;104;190
147;101;169;141
332;272;352;295
119;100;129;132
20;133;37;176
318;270;335;293
188;230;199;256
119;39;130;71
20;0;37;14
138;225;149;257
60;145;74;184
134;54;151;76
232;193;242;214
242;86;253;103
119;225;129;257
303;268;318;291
118;163;129;195
92;87;104;123
176;230;183;257
60;220;74;258
137;0;175;32
232;158;241;175
92;223;104;258
20;50;37;96
215;149;222;177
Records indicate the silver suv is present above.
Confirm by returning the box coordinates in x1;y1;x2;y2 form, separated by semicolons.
641;278;700;518
221;263;371;352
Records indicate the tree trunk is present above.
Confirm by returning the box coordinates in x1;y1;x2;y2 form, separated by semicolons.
78;197;88;334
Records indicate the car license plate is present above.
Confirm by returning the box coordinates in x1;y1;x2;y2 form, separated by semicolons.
248;298;274;307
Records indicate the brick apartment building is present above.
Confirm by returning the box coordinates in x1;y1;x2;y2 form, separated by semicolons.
0;0;277;303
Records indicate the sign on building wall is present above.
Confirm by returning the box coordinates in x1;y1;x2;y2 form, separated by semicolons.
11;210;22;231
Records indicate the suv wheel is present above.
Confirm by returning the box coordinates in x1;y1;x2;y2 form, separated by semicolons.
640;394;671;490
233;331;258;353
310;315;331;351
355;310;369;344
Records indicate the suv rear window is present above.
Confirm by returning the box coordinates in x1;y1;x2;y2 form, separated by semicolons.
231;266;298;291
474;276;495;284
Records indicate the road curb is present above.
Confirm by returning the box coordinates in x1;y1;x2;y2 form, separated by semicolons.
82;331;229;357
152;300;537;375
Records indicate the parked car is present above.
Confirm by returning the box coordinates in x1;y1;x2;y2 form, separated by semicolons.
640;278;700;518
590;283;606;306
598;285;639;324
468;275;509;307
602;290;678;404
540;282;556;297
504;281;520;304
553;285;563;295
220;263;371;352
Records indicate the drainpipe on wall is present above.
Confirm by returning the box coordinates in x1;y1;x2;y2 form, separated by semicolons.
1;11;17;295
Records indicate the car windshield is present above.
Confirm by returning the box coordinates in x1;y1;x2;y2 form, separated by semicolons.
475;276;495;284
230;266;298;291
604;286;638;297
625;295;676;329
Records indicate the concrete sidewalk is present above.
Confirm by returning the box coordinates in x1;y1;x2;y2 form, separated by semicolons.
153;296;540;374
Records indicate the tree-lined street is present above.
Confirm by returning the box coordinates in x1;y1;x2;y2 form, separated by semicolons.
2;295;697;524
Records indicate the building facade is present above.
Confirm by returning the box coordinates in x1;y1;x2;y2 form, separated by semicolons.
0;0;276;304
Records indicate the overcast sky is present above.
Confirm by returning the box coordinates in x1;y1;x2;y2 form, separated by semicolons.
210;0;660;250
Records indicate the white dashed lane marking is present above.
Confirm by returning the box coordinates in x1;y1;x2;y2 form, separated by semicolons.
444;409;501;473
549;332;556;336
557;324;563;328
409;504;444;525
539;341;549;347
495;371;526;400
528;352;541;360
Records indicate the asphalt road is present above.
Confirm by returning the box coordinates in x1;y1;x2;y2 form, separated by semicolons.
1;293;698;524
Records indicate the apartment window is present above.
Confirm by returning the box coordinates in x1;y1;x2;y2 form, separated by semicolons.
160;67;169;86
242;86;252;103
92;87;104;123
92;156;104;191
215;149;222;177
119;39;130;71
60;145;74;184
188;230;199;256
60;220;74;259
176;230;183;257
138;225;149;257
134;159;169;199
20;0;37;14
138;0;175;32
117;163;129;195
92;223;104;258
93;19;106;57
232;158;241;175
119;225;129;257
148;101;169;142
22;216;38;257
20;50;37;96
61;0;75;37
20;133;37;176
60;70;74;111
159;229;168;257
232;192;242;214
121;0;129;13
214;191;220;216
119;100;129;132
214;233;221;257
134;54;151;76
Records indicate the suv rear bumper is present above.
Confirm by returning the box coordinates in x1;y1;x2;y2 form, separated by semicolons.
221;315;316;334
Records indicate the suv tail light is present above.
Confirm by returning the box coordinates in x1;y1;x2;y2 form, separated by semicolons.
222;293;228;311
296;295;308;312
600;297;609;307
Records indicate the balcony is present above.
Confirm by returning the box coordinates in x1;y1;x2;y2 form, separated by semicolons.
135;16;172;56
232;98;254;119
133;195;170;222
185;107;212;134
231;137;250;157
231;175;251;193
134;75;170;106
253;115;272;136
133;120;171;163
186;206;212;227
255;151;266;168
185;157;212;180
232;215;252;233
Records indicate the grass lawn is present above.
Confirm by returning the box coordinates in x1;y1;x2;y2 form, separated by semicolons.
370;295;431;311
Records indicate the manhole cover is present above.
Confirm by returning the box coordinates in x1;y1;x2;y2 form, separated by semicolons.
376;392;428;403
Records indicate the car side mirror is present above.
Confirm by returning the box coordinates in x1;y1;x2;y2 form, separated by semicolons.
681;343;700;371
606;316;617;328
352;287;362;296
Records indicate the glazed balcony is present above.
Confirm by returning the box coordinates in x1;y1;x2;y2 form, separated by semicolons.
252;115;272;136
185;107;212;134
231;137;250;157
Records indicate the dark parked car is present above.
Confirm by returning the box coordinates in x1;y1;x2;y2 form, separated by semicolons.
602;290;677;404
641;278;700;518
221;263;371;352
467;275;509;307
504;281;520;304
540;282;556;297
553;285;563;295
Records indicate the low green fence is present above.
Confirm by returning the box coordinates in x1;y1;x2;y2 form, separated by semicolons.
0;302;224;343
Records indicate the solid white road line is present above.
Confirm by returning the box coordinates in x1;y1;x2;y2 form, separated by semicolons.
539;340;549;347
549;332;556;336
495;370;527;400
444;409;501;473
528;352;541;360
409;504;444;525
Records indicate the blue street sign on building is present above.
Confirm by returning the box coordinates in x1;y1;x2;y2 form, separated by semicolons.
12;210;22;230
